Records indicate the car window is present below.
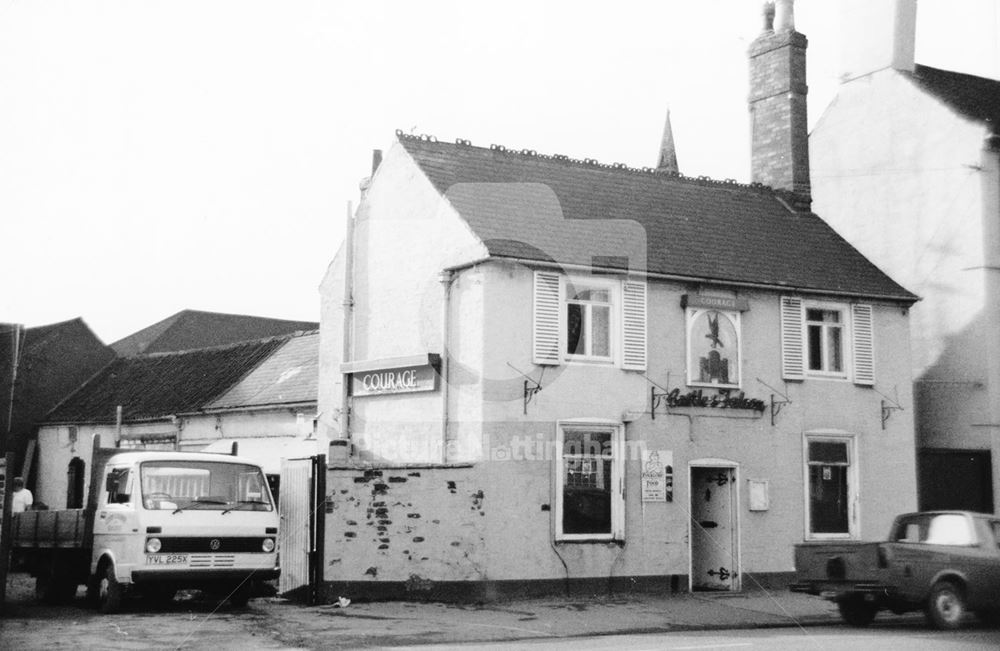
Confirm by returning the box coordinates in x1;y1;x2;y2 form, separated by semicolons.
892;514;974;545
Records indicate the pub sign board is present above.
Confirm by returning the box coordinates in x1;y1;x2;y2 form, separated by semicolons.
345;354;441;397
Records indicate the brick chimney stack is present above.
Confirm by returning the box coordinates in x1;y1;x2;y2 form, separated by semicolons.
749;0;811;210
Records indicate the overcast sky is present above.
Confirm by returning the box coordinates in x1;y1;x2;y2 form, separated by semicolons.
2;0;998;344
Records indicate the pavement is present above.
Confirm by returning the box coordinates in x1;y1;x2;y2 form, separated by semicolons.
251;587;920;649
3;571;931;649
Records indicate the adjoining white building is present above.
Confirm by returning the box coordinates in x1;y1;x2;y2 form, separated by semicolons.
811;0;1000;512
313;3;919;601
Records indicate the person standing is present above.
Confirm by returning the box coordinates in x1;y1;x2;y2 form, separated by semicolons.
11;476;33;512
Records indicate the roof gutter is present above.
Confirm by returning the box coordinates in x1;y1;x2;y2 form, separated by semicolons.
443;256;919;305
42;401;318;427
192;401;317;416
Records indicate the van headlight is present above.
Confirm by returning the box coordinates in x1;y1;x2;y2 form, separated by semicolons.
146;537;162;553
262;538;275;553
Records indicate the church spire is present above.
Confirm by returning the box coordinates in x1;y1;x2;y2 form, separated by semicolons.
657;107;679;174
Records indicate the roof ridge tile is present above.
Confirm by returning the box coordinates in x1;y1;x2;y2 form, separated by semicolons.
396;129;776;195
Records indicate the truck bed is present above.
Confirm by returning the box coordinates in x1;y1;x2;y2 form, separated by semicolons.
790;541;892;596
11;510;89;549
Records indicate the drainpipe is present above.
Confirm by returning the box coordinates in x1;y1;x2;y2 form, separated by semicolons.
981;134;1000;512
115;405;123;447
3;323;22;454
340;200;356;452
439;270;454;463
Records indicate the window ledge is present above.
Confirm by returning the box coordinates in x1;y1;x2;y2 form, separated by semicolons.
804;374;850;382
563;358;615;367
554;538;625;546
805;535;856;542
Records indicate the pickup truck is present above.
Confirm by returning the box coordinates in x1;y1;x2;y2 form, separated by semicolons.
791;511;1000;629
9;439;280;613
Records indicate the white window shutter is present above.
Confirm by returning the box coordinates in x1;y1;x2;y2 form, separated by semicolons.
533;271;561;365
852;304;875;386
621;280;647;371
780;296;805;380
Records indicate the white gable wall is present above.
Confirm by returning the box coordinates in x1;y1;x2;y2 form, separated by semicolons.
331;142;488;463
812;67;999;509
812;69;986;377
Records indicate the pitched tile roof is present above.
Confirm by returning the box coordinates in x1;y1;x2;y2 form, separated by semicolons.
1;318;114;445
110;309;318;357
905;64;1000;129
206;331;318;410
398;134;917;303
45;336;287;424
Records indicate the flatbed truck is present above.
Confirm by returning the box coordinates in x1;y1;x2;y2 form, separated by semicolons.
9;439;280;612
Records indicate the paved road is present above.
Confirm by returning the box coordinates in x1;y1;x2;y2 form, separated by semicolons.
4;572;999;650
391;625;1000;651
1;576;301;651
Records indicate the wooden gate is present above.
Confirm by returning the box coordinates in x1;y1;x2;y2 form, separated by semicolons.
278;455;325;604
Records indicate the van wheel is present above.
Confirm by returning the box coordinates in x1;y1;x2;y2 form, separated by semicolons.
926;580;966;630
96;563;123;614
838;597;878;627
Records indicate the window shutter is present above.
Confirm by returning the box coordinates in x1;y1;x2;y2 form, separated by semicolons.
781;296;805;380
533;271;561;365
621;280;647;371
852;304;875;386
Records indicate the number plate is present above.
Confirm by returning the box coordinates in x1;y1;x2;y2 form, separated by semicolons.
146;554;188;565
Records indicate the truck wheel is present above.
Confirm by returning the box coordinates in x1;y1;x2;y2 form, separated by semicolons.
35;569;77;605
926;580;966;630
229;582;253;608
96;563;124;614
34;570;55;604
144;585;176;606
838;597;878;627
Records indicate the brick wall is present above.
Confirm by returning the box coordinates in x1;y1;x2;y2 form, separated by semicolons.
748;29;810;200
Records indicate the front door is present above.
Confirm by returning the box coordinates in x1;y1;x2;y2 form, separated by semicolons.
690;465;738;591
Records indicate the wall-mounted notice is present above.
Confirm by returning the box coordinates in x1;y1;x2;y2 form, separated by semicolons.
641;449;673;502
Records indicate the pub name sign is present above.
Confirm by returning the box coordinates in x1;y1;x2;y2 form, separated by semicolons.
344;354;441;397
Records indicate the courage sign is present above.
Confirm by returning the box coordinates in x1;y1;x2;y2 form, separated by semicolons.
351;364;437;396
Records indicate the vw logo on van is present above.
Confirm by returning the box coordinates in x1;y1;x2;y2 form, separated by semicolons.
210;538;221;551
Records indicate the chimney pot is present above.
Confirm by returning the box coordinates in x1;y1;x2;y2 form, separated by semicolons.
762;2;775;32
749;0;810;208
774;0;794;32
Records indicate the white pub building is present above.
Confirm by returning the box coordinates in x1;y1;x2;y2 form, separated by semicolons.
315;2;919;601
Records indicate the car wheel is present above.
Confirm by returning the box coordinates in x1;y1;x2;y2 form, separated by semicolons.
96;563;123;614
926;580;966;630
838;597;878;627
